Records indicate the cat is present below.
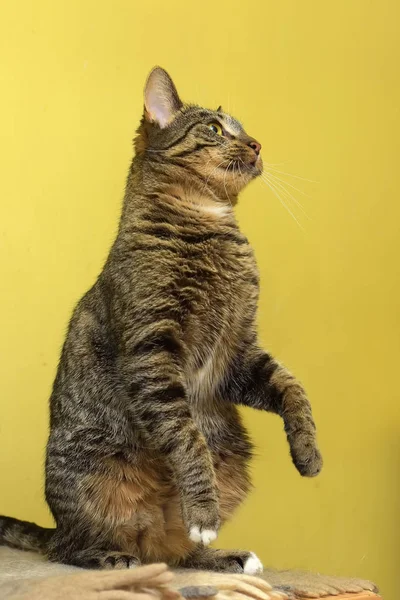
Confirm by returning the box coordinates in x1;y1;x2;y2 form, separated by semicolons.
0;67;322;573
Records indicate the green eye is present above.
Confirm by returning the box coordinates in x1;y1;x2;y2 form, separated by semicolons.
209;122;223;135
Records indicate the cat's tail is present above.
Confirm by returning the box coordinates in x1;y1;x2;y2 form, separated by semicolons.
0;515;54;554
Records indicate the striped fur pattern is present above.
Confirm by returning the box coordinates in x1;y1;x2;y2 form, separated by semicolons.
0;67;322;571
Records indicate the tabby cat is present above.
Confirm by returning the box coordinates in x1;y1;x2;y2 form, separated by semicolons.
0;67;322;573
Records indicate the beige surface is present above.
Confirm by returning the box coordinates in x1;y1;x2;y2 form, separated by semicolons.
0;548;380;599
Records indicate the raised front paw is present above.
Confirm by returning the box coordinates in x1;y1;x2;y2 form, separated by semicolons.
183;499;221;546
290;435;323;477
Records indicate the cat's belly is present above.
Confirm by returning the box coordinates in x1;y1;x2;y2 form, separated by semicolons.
184;282;257;404
82;452;249;564
185;333;235;403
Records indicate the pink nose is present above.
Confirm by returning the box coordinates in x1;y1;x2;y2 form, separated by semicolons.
247;139;261;155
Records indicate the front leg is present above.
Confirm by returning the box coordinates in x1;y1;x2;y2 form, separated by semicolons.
120;328;220;544
222;346;322;477
180;546;264;575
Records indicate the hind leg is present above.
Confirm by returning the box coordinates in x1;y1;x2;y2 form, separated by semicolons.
47;504;142;569
180;547;263;575
46;487;143;569
48;532;141;569
46;433;144;569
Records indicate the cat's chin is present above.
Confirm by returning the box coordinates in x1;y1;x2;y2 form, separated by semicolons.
250;163;263;176
251;155;263;175
244;163;262;180
239;156;263;179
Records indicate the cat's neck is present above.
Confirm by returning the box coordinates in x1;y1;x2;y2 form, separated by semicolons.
124;155;238;212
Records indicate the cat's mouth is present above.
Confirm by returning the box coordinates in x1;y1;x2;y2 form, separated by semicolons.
239;157;263;177
250;157;263;175
217;156;262;175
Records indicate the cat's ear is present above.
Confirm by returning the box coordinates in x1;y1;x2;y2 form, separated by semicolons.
216;105;223;112
144;67;183;128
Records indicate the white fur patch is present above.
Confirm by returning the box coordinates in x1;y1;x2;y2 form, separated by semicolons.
200;204;230;217
190;350;216;399
243;552;263;575
189;526;217;545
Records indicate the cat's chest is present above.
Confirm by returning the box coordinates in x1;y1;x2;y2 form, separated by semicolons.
199;235;259;314
185;242;258;401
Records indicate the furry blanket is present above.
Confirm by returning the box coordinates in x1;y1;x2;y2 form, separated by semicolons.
0;548;380;600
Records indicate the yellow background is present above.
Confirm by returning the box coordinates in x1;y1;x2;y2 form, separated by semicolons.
0;1;399;597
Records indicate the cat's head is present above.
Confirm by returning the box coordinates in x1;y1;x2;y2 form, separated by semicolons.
135;67;262;199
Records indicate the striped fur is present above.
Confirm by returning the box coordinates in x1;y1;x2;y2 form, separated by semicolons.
0;67;322;571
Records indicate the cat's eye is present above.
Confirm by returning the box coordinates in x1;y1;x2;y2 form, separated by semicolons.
208;122;223;136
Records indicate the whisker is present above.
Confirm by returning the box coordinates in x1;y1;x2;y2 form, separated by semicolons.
237;160;243;193
233;161;241;195
201;159;229;196
264;170;310;198
231;161;237;195
259;177;304;230
223;160;233;203
263;166;317;183
263;173;310;219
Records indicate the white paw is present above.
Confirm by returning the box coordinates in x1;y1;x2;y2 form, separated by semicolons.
243;552;263;575
189;526;218;545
